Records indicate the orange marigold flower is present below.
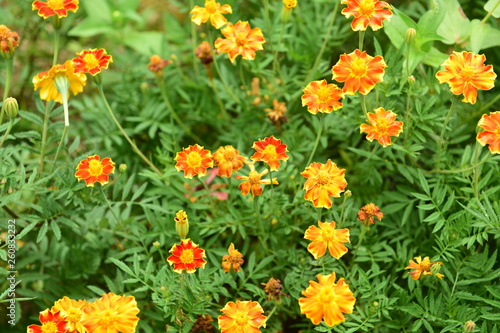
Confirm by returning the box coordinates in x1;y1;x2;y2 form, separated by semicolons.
235;163;278;197
301;159;347;209
357;203;384;226
51;297;87;333
283;0;298;9
190;0;232;29
331;49;386;95
218;300;267;333
405;256;444;280
341;0;392;31
72;48;113;76
148;54;172;73
174;144;214;179
212;145;247;177
75;155;115;187
0;25;20;53
251;136;289;171
32;0;79;19
27;309;68;333
301;80;344;114
221;243;244;273
360;107;403;147
436;51;496;104
477;111;500;154
298;272;356;327
83;292;140;333
167;238;207;274
304;221;350;259
215;20;266;63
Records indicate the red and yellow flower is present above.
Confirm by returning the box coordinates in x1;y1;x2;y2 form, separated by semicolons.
357;203;384;226
301;80;344;114
251;136;289;171
331;49;386;95
405;256;444;280
341;0;392;31
215;21;266;63
221;243;244;273
477;111;500;154
304;221;350;260
75;155;115;187
283;0;298;9
27;309;68;333
436;51;496;104
218;300;267;333
190;0;232;29
360;107;403;147
0;25;20;54
212;145;247;177
51;297;87;333
174;144;214;179
167;238;207;274
32;0;79;19
235;163;278;197
298;272;356;327
72;48;113;76
148;54;172;73
301;159;347;209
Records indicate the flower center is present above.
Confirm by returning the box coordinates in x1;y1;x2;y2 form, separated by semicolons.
234;311;250;326
316;86;332;103
350;58;368;78
41;322;59;333
358;0;375;16
223;149;235;161
180;249;195;264
460;66;475;82
321;228;337;243
82;53;100;69
316;171;330;185
317;285;336;304
186;151;202;168
88;159;103;177
66;308;82;322
262;145;278;159
419;259;431;271
375;117;390;133
47;0;65;10
248;171;262;185
98;310;116;328
235;34;247;47
205;0;218;13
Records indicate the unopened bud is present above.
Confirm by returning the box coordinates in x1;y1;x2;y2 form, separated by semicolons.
153;241;160;248
2;97;18;118
344;190;352;198
405;28;416;45
119;164;127;172
408;75;415;85
464;320;476;332
174;210;189;239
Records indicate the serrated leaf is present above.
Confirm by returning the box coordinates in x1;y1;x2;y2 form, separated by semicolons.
50;221;61;241
36;221;49;243
16;221;37;240
109;257;134;276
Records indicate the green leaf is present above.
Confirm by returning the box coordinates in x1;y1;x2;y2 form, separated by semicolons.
436;0;470;44
123;32;164;56
16;221;37;240
36;221;49;243
109;257;134;276
50;221;61;241
470;19;491;53
68;18;115;38
484;0;500;18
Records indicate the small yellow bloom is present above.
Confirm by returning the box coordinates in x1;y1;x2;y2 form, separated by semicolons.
174;210;189;239
190;0;232;29
304;221;350;259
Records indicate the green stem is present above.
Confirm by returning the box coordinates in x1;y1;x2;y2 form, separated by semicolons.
0;57;14;125
479;91;500;113
188;0;200;79
472;141;482;199
317;207;322;222
305;114;326;167
52;29;60;66
360;94;368;119
272;20;286;77
99;186;124;230
436;96;458;168
238;60;248;92
338;194;348;227
0;117;15;147
358;30;365;51
52;125;69;163
39;102;53;173
481;0;500;24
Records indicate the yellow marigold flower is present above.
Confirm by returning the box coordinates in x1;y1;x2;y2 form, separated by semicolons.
32;0;79;19
301;80;344;114
357;203;384;226
218;300;267;333
283;0;297;9
73;48;113;76
212;145;247;178
298;272;356;327
27;309;68;333
221;243;244;273
436;51;496;104
75;155;115;187
360;107;403;147
0;25;20;54
341;0;392;31
251;136;289;171
174;144;214;179
167;238;207;274
304;221;350;259
215;20;266;63
51;297;87;333
301;159;347;209
331;49;386;95
190;0;232;29
264;99;288;125
83;292;140;333
234;163;278;197
477;111;500;154
405;256;444;280
174;210;189;239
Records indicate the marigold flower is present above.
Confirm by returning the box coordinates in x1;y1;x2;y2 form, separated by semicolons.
283;0;297;9
298;272;356;327
192;314;215;333
28;309;68;333
175;210;189;239
174;144;214;179
32;0;79;19
190;0;232;29
301;159;347;209
360;107;403;147
235;163;278;197
436;51;496;104
33;60;87;104
167;238;207;274
195;41;213;65
261;277;288;301
405;256;444;280
147;54;172;73
218;300;267;333
331;49;386;95
304;221;350;259
477;111;500;154
251;136;289;171
212;145;247;177
215;21;266;63
341;0;392;31
222;243;244;273
357;203;384;226
51;297;87;333
72;48;113;76
265;99;288;126
301;80;344;114
0;25;20;54
83;292;140;333
75;155;115;187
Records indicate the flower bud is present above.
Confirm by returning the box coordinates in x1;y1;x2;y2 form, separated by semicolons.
174;210;189;239
464;320;476;332
344;190;352;198
2;97;18;118
408;75;416;85
153;241;160;248
119;164;127;172
405;28;416;45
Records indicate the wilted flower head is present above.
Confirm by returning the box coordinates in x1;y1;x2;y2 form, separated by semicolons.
190;0;232;29
357;203;384;226
73;48;113;76
215;21;266;63
32;0;79;19
212;145;247;177
477;111;500;154
195;41;213;65
264;99;288;126
261;277;288;301
360;107;403;147
221;243;244;273
148;54;172;73
0;25;20;54
341;0;393;31
234;162;278;197
405;256;444;280
191;314;215;333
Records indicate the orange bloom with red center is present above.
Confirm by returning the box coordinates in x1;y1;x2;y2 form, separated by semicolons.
51;297;87;333
72;48;113;76
174;144;214;179
301;159;347;209
222;243;244;273
360;107;403;147
167;238;207;274
357;203;384;226
215;21;266;63
405;256;444;280
235;163;278;197
212;145;247;177
477;111;500;154
331;49;386;95
302;80;344;114
75;155;115;187
218;300;267;333
190;0;232;29
0;25;20;53
304;221;350;259
341;0;392;31
298;272;356;327
436;51;496;104
27;309;68;333
251;136;289;171
32;0;79;19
